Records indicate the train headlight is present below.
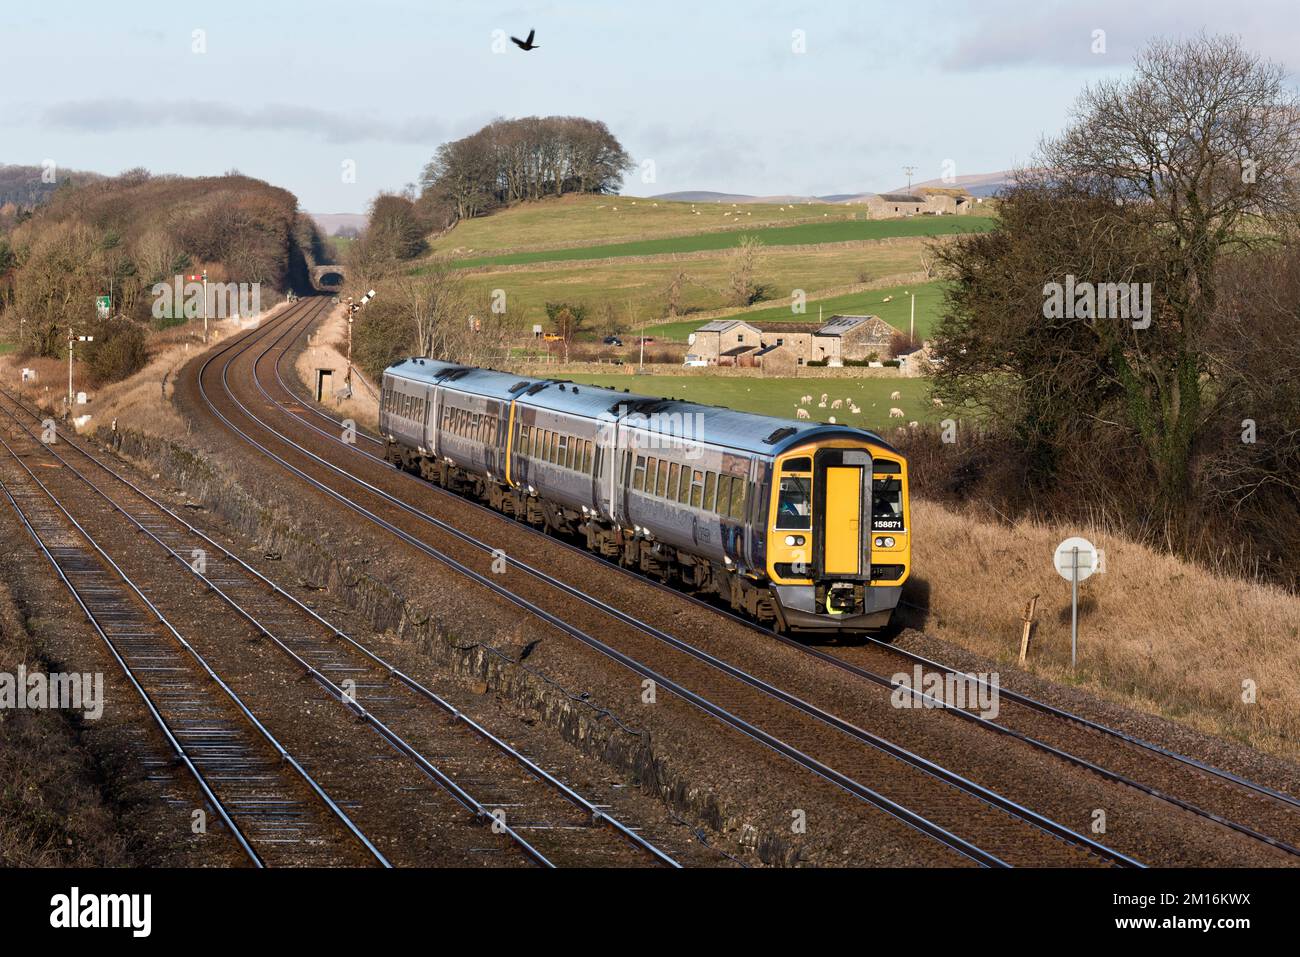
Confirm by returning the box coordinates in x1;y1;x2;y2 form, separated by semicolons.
784;535;805;547
874;537;896;548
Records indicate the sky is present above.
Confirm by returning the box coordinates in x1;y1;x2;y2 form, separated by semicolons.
3;0;1297;214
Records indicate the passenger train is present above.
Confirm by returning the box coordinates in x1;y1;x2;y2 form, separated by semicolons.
380;357;910;633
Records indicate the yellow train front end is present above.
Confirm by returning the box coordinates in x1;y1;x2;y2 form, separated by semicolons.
765;437;910;633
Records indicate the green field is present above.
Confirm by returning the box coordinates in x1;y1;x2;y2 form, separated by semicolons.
458;242;934;330
448;215;995;269
427;194;869;256
561;373;937;432
648;280;950;343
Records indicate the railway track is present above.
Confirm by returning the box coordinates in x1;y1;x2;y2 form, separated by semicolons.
175;297;1159;868
0;388;679;869
258;297;1300;866
0;410;387;868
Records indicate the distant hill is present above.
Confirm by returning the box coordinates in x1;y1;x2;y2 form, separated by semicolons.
654;171;1015;206
309;212;369;236
887;170;1014;198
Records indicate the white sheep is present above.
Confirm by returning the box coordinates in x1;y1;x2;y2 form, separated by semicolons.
820;393;828;403
818;400;827;408
796;408;811;420
849;404;861;414
908;421;920;428
890;391;902;400
932;398;944;407
889;408;905;419
831;399;843;409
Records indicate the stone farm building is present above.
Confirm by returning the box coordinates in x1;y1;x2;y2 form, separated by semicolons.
858;190;978;218
686;315;896;373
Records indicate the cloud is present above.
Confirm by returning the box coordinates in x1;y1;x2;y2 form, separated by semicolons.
939;0;1300;72
41;99;448;144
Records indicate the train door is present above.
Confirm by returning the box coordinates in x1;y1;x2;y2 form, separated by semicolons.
812;449;872;580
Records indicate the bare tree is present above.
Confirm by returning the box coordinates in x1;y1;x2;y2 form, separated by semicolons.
726;235;765;306
935;33;1300;513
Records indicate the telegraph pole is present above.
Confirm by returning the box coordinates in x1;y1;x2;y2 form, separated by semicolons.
202;268;209;344
903;165;918;195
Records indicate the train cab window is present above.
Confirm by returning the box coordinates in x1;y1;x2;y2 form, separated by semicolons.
729;479;748;521
873;476;904;524
633;456;647;491
689;470;704;508
776;474;813;530
703;472;716;511
655;460;669;498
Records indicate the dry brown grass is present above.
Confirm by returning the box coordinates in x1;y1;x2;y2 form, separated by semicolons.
0;577;130;866
906;499;1300;760
293;303;380;432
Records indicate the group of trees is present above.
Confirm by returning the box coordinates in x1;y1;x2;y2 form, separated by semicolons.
351;258;512;379
420;116;633;222
927;34;1300;585
0;170;318;382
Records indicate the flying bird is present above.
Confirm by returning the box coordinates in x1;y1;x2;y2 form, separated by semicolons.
511;29;539;51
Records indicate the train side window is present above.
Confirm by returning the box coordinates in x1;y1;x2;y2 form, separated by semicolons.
557;434;569;468
729;478;747;520
715;475;731;515
519;425;529;453
644;458;656;495
532;429;542;458
633;455;647;491
676;465;691;504
689;470;704;508
549;431;560;464
656;460;669;497
565;435;576;470
703;472;716;511
667;463;681;500
583;440;594;474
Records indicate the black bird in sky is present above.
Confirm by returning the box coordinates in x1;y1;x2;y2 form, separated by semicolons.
511;28;539;51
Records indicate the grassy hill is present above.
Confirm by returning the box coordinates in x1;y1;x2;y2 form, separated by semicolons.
448;214;994;268
429;193;874;256
456;242;935;330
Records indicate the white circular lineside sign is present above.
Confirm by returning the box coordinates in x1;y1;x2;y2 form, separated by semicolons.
1054;537;1098;582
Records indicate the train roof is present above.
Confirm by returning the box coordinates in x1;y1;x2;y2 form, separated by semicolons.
517;379;898;458
384;359;898;458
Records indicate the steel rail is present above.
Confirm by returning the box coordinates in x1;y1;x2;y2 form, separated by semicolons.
0;419;390;867
0;386;672;869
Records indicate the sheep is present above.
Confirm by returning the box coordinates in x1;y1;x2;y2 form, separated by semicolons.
908;421;920;428
818;400;827;408
882;295;894;303
889;408;905;419
796;408;811;420
831;399;843;409
801;394;813;405
820;393;828;403
890;391;902;400
932;398;945;407
849;404;861;414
